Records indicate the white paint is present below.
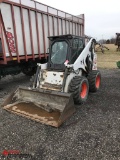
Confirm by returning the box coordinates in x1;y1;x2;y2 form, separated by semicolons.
38;63;47;69
8;0;20;3
22;8;32;55
73;38;95;71
21;0;35;8
41;71;64;86
30;11;38;55
36;3;47;12
1;3;15;56
14;6;25;56
5;53;10;57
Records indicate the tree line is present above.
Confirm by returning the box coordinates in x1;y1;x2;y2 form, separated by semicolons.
98;37;116;44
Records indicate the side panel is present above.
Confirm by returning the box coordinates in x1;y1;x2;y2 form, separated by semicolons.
30;11;38;55
73;23;75;35
54;17;58;36
58;19;62;35
21;0;35;8
8;0;20;3
43;14;48;53
0;0;85;64
49;16;54;36
76;24;78;35
14;6;24;56
70;22;72;34
1;3;15;56
66;21;69;34
37;13;44;53
22;8;32;55
78;25;81;36
62;20;66;35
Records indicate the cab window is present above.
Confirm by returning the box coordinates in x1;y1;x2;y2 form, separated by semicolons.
51;41;68;64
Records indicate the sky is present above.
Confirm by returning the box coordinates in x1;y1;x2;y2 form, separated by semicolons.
35;0;120;40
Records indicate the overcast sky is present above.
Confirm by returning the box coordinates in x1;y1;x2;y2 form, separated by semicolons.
35;0;120;40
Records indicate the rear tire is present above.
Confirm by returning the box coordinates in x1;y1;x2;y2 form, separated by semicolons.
87;70;101;92
22;67;36;76
69;76;89;104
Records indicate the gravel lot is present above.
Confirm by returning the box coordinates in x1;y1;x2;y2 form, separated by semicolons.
0;69;120;160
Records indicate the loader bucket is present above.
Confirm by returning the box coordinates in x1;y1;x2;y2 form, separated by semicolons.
2;87;75;127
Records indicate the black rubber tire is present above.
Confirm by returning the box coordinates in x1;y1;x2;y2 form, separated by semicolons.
22;67;36;76
69;76;89;104
87;70;101;92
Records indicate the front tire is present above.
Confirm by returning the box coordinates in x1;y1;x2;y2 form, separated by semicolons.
69;76;89;104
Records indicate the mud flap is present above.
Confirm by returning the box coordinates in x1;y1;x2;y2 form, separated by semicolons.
2;87;75;127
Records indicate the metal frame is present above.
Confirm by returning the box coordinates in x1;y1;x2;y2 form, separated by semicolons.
0;0;85;65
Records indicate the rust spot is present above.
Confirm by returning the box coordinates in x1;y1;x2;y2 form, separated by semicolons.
60;75;63;78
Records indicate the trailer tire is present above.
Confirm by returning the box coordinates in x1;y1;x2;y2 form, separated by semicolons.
87;70;101;92
69;76;89;104
22;67;36;76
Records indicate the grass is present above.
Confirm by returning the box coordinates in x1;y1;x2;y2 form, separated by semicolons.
96;44;120;69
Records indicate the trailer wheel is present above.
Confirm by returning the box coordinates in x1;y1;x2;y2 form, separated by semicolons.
22;67;36;76
87;70;101;92
69;76;89;104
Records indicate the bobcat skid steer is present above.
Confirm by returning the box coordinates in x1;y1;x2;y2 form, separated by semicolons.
3;35;101;127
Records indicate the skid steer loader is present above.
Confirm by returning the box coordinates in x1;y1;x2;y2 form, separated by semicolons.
3;35;101;127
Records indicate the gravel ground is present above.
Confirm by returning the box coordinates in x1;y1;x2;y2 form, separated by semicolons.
0;69;120;160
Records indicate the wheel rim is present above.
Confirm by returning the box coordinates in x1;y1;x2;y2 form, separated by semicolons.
96;75;100;88
80;82;88;99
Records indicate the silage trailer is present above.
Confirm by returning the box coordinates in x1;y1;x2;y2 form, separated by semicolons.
0;0;85;77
